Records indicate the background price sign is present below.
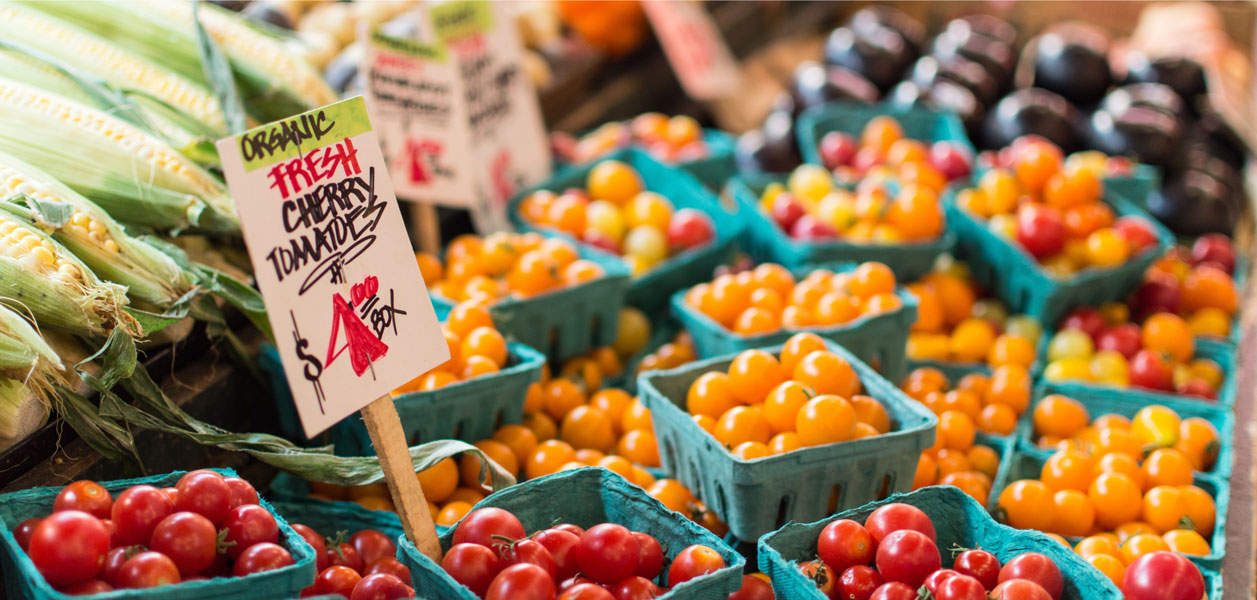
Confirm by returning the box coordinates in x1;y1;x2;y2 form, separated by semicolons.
642;0;743;101
364;28;477;207
216;97;447;556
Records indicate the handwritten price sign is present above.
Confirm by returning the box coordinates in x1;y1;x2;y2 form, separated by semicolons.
217;97;447;437
642;0;742;101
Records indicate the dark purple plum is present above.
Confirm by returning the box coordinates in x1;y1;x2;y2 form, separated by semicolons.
981;88;1077;151
790;62;879;111
824;26;912;93
910;55;999;105
850;6;925;57
1124;53;1207;113
1031;25;1112;107
735;111;801;173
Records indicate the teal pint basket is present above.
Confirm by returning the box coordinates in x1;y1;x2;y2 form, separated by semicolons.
1103;163;1161;212
329;341;545;456
431;237;630;362
796;101;975;166
637;340;937;541
508;148;743;313
987;447;1229;571
0;469;316;600
758;486;1122;600
398;468;745;599
726;174;955;281
944;178;1174;327
671;263;917;382
1020;381;1236;481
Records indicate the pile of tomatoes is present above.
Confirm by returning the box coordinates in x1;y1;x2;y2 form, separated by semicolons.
904;264;1042;367
1131;235;1240;339
796;502;1065;600
290;525;414;599
14;472;293;594
757;166;945;243
1031;399;1219;473
901;362;1031;438
418;233;605;303
955;137;1160;277
439;507;728;599
815;116;972;187
684;332;895;459
684;262;903;336
517;160;717;276
556;113;712;165
393;301;512;395
1043;307;1225;399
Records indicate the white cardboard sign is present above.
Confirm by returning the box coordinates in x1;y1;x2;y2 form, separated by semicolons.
642;0;742;101
216;97;448;437
431;0;552;232
364;27;477;207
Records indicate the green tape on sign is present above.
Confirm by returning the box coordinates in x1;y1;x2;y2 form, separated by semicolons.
236;96;373;172
371;31;445;61
431;0;494;43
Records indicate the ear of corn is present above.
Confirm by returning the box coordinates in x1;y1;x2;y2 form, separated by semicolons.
0;2;228;135
0;304;67;419
0;150;195;309
0;77;239;233
26;0;339;122
0;202;134;338
0;377;49;441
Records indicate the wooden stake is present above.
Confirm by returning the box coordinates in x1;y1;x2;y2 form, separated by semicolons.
410;203;440;254
360;394;442;561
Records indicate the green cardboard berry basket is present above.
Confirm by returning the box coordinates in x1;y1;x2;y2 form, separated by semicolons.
943;177;1175;328
726;174;956;281
1104;163;1161;212
430;236;631;362
508;148;743;313
328;341;545;456
987;446;1229;571
637;340;937;541
397;468;745;599
1018;381;1235;481
671;263;918;383
796;101;976;166
0;469;316;600
758;485;1122;600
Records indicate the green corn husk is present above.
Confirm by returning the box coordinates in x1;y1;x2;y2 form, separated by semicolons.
0;150;196;309
25;0;338;122
0;76;239;233
0;2;229;135
0;304;66;411
0;377;49;441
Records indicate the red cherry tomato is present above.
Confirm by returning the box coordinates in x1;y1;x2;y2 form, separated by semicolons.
223;504;280;559
101;546;140;586
58;579;113;595
799;560;836;597
666;209;715;252
1096;324;1141;359
498;538;557;580
149;511;217;576
870;581;917;600
818;518;874;574
28;510;110;587
632;532;664;579
365;557;411;582
1016;204;1065;259
233;542;294;576
554;523;585;537
1115;216;1159;256
1129;350;1174;391
558;582;616;600
937;574;988;600
485;563;556;600
54;481;113;520
291;524;329;572
351;529;398;568
329;543;365;572
1122;551;1205;600
837;565;883;600
558;574;596;592
874;530;940;588
611;575;664;600
441;543;501;596
953;549;1000;590
1060;307;1105;341
314;565;363;597
924;569;959;595
998;553;1062;599
534;528;581;581
990;579;1052;600
174;470;232;526
575;523;640;584
349;573;414;600
111;485;174;546
117;551;181;589
452;508;525;548
666;544;726;587
223;477;260;509
864;503;937;545
13;517;40;552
